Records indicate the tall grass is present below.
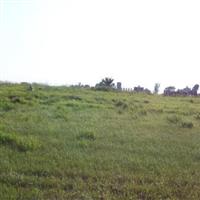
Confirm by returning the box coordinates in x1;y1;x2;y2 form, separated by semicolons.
0;84;200;199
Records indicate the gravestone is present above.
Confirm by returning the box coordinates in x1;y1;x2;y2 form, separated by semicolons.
117;82;122;91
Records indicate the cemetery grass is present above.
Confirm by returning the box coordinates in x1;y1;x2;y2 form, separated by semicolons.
1;84;200;199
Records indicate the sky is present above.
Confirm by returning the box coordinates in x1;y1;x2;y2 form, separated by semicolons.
0;0;200;91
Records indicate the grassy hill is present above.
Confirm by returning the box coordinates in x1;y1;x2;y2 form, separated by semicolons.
0;83;200;199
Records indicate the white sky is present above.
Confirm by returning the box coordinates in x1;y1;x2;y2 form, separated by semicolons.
0;0;200;91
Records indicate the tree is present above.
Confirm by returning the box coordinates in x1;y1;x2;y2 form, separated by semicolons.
154;83;160;94
95;77;115;91
99;77;115;87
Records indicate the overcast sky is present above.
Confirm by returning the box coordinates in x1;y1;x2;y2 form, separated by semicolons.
0;0;200;91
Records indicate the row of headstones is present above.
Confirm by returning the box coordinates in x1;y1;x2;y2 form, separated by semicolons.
164;84;199;96
20;82;200;96
116;82;151;94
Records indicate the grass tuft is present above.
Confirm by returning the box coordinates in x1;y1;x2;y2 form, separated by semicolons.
77;131;96;141
166;115;182;124
65;95;82;101
114;100;128;109
181;121;194;129
0;101;14;111
195;113;200;120
9;96;21;103
167;115;194;128
0;131;40;151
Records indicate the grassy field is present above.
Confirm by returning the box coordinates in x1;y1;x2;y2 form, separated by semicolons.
0;83;200;199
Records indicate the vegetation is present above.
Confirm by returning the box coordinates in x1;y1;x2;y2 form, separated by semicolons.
0;131;40;152
0;83;200;199
95;77;115;91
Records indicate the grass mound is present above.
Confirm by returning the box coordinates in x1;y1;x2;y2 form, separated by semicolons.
166;115;182;124
166;115;194;128
0;131;40;151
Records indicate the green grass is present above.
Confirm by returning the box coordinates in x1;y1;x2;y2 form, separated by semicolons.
0;83;200;199
0;131;40;152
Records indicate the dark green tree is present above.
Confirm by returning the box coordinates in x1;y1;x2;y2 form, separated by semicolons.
95;77;115;91
99;77;114;87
